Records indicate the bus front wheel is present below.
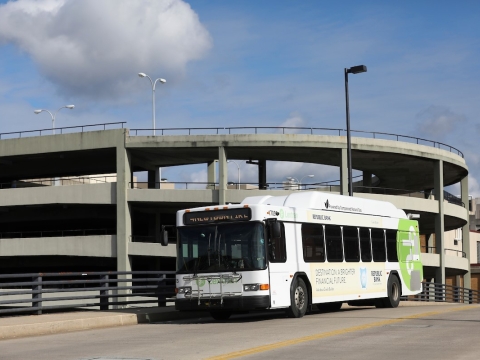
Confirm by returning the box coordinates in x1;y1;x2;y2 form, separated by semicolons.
379;275;401;308
287;278;308;318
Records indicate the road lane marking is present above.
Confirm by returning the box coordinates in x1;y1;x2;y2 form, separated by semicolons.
206;305;477;360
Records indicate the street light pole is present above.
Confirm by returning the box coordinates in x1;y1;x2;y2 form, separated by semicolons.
344;65;367;196
138;73;166;136
299;174;315;190
34;105;75;135
227;160;241;189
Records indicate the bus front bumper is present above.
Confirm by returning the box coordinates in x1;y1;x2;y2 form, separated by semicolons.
175;295;270;311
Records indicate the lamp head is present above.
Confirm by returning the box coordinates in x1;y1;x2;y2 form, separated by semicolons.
307;175;314;178
34;109;42;114
66;105;75;109
138;73;147;78
347;65;367;74
159;78;166;83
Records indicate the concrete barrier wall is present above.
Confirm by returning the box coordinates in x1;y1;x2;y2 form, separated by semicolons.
0;183;116;206
0;235;116;257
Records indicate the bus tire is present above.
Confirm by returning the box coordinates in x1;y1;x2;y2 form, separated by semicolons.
287;278;308;318
210;311;232;321
382;275;401;308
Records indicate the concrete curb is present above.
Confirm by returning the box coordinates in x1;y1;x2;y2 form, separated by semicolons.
0;313;138;340
0;308;209;341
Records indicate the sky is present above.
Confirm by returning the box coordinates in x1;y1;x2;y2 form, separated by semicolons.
0;0;479;195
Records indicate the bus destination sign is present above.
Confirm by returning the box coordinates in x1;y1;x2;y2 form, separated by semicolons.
184;208;251;225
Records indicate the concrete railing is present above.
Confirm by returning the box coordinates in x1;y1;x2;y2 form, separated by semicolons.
129;126;464;158
0;122;126;140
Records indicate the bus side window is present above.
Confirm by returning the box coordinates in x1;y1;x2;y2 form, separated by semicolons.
268;222;287;263
385;230;398;262
301;223;325;262
325;225;343;262
371;229;386;262
359;227;372;262
343;226;360;262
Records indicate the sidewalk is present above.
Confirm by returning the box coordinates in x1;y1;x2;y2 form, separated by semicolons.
0;306;208;341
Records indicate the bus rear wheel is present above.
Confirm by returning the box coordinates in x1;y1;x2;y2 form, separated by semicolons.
287;278;308;318
210;311;232;321
378;275;401;308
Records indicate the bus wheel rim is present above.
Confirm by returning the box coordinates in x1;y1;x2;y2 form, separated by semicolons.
295;286;305;308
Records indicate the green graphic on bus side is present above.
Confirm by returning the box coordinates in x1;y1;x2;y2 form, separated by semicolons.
397;219;423;291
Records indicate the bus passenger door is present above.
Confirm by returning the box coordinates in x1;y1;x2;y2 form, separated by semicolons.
267;221;293;308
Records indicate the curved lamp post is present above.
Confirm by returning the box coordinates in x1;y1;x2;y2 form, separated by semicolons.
34;105;75;135
300;174;315;190
344;65;367;196
138;73;166;136
227;160;241;189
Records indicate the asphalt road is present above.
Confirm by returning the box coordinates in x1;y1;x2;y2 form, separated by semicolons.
1;303;479;360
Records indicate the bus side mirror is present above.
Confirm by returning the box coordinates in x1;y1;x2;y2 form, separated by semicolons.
161;226;169;246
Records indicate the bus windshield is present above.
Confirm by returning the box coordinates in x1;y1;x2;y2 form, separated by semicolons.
177;222;266;273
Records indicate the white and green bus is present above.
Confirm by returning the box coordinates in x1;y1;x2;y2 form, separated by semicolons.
175;192;423;320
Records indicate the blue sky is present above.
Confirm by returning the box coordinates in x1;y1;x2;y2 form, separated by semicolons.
0;0;479;194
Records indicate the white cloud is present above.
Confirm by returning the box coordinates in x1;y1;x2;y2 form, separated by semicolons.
0;0;212;99
416;105;466;138
279;113;305;128
468;176;480;199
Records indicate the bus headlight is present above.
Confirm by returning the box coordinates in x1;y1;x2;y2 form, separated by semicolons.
243;284;269;291
176;286;192;295
244;284;259;291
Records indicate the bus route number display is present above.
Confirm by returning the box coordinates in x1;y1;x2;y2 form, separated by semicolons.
184;208;251;225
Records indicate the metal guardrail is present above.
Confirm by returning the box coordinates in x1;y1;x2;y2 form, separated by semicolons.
129;126;464;158
402;282;479;304
421;246;466;258
127;181;465;208
1;176;118;189
0;271;175;316
0;122;126;140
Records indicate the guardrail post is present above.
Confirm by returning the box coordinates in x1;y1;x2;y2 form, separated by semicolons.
434;283;445;302
158;274;167;307
32;275;42;315
469;289;473;304
453;286;459;303
100;274;109;310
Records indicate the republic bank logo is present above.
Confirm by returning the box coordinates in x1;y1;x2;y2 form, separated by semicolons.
324;200;330;209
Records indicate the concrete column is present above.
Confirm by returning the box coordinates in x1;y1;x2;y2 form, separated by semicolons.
207;161;217;190
258;160;267;190
434;160;445;286
363;171;372;193
155;211;162;243
155;168;161;189
461;175;471;290
218;147;227;205
147;170;155;189
116;135;132;306
147;168;160;189
340;148;348;195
